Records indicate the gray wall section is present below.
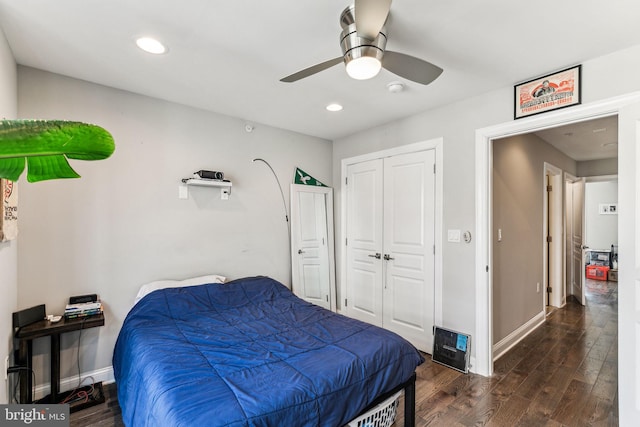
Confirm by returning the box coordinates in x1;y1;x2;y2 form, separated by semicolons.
492;133;576;344
578;158;618;176
16;66;332;387
0;26;17;404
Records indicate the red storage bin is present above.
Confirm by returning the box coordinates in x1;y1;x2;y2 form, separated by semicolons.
586;265;610;281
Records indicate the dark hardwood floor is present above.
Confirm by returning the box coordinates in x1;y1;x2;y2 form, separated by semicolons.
395;278;618;426
71;279;618;426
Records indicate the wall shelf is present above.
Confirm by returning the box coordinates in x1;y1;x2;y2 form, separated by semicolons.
182;178;232;188
181;178;232;199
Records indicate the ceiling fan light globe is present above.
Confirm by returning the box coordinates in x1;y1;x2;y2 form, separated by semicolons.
346;56;382;80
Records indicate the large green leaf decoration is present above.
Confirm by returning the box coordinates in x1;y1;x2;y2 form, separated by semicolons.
0;119;115;182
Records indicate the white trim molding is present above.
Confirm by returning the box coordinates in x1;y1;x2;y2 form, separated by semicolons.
32;366;114;402
493;311;545;361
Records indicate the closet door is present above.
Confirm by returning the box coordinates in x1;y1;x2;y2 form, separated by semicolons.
382;150;435;352
346;159;384;326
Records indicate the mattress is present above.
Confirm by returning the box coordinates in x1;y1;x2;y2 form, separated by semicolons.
113;276;424;426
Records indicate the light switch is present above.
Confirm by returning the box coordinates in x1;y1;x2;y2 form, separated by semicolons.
448;229;461;243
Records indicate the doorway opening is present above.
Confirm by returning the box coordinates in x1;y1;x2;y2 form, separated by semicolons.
473;92;640;381
490;116;618;362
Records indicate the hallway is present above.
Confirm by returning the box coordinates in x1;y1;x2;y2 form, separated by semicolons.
396;278;618;426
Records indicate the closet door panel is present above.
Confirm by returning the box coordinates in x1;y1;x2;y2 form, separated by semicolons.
344;149;436;352
382;150;436;352
346;159;384;326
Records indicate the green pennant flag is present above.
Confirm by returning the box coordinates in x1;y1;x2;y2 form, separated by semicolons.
294;167;326;187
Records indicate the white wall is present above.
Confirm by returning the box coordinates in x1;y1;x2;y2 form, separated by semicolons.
334;88;512;340
0;26;17;404
585;181;618;251
333;44;640;375
16;67;332;388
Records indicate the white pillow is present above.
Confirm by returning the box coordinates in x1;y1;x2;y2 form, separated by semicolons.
134;274;226;305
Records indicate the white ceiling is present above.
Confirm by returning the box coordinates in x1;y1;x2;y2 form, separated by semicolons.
534;116;618;162
0;0;638;153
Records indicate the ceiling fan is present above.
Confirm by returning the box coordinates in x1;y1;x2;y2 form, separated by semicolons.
280;0;443;85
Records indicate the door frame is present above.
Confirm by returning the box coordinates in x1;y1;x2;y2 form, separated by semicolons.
474;91;640;377
340;138;444;325
543;162;564;308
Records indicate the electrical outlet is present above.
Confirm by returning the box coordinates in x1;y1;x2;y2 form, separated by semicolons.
178;184;188;199
537;282;540;293
4;355;8;380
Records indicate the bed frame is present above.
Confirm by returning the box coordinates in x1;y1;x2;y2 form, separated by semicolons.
354;373;417;427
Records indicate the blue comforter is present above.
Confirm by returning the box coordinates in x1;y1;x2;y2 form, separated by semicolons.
113;276;424;426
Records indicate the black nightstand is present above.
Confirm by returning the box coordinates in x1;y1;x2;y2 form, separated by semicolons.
14;313;105;408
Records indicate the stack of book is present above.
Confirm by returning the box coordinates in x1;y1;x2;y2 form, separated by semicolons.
64;301;103;319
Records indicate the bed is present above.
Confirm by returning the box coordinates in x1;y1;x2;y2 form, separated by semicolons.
113;276;424;426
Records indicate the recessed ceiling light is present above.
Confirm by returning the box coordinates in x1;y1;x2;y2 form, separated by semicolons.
326;103;343;112
136;37;167;54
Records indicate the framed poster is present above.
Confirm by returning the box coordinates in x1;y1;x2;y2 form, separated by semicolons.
514;65;581;119
599;203;618;214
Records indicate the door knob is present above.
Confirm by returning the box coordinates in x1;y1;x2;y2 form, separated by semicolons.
368;253;381;259
298;249;305;254
383;254;395;261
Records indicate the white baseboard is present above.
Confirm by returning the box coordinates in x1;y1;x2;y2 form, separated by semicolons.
468;356;477;374
33;366;114;401
493;311;545;361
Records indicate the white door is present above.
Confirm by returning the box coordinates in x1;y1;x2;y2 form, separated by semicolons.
564;173;586;306
346;150;436;352
346;159;384;326
290;185;334;310
382;150;436;351
570;177;586;305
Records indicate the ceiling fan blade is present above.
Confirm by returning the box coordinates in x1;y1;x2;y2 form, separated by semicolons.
355;0;392;40
382;51;443;85
280;57;344;83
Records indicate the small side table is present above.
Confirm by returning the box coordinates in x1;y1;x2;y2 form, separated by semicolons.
15;313;105;405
